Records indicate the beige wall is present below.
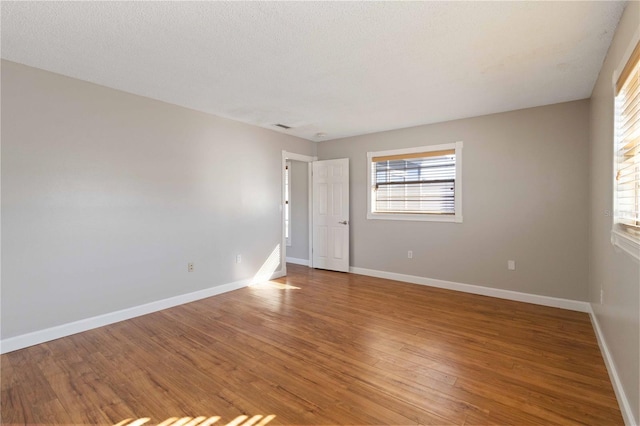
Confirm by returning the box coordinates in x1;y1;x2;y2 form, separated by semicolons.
287;160;309;261
589;1;640;422
1;60;313;338
317;100;590;301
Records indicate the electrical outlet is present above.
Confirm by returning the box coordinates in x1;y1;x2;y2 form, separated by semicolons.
507;260;516;271
236;254;242;264
188;262;194;272
408;250;413;259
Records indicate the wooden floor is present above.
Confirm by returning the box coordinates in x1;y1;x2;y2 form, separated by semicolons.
1;264;623;425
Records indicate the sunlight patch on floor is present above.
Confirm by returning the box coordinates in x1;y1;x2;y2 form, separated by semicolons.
251;281;300;290
113;414;275;426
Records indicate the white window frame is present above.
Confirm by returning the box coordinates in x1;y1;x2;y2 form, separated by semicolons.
367;141;463;223
611;32;640;262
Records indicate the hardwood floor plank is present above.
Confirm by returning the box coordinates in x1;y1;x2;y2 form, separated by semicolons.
0;264;623;425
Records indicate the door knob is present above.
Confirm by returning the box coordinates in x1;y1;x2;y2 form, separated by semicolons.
338;220;349;225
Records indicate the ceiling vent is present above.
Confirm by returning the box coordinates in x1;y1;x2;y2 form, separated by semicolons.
274;123;291;129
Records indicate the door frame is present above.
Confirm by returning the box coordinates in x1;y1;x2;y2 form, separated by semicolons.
281;151;317;277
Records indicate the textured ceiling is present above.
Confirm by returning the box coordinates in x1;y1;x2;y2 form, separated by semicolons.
1;1;626;141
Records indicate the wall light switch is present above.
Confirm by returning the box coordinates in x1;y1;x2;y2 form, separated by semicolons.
236;254;242;264
507;260;516;271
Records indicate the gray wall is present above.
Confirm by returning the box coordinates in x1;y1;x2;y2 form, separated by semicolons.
1;60;313;339
317;100;590;301
287;160;309;261
589;1;640;422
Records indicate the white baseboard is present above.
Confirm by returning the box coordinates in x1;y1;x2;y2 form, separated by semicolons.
589;305;637;426
0;269;284;354
270;269;286;280
349;266;590;312
286;257;309;266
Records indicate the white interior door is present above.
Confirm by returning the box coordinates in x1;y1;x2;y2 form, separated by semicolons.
312;158;350;272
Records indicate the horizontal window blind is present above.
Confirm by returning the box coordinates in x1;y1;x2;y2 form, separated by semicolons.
615;41;640;234
372;149;455;214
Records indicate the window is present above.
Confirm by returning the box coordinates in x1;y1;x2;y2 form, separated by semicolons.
367;142;463;222
285;161;291;246
612;40;640;259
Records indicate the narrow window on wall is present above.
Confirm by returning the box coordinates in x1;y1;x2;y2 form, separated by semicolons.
285;161;292;246
367;142;463;223
613;40;640;259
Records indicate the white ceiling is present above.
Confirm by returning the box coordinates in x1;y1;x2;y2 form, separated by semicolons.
1;1;626;142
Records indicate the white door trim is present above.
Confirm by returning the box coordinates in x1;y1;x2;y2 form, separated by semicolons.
282;151;316;277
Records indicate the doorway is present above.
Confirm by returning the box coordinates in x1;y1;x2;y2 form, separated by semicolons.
281;151;351;276
281;151;315;277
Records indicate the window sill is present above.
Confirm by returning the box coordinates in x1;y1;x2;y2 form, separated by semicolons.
367;212;462;223
611;229;640;262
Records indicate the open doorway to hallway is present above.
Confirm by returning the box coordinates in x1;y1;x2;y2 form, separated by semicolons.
281;151;314;276
285;159;311;267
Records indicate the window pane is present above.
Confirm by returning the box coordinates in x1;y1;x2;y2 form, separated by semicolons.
372;153;456;215
614;44;640;235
